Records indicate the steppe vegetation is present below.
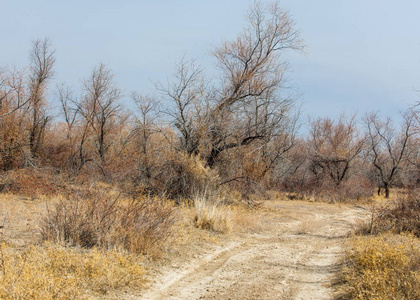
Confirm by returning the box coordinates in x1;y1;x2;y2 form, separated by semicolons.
0;1;420;299
336;192;420;299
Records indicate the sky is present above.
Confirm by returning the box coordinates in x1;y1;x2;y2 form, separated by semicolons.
1;0;419;123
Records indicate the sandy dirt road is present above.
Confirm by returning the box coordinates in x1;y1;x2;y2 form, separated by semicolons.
138;201;369;300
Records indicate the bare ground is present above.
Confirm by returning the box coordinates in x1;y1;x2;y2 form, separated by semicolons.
138;200;370;300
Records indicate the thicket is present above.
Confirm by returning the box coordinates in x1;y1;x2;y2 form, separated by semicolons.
1;4;420;202
363;192;420;237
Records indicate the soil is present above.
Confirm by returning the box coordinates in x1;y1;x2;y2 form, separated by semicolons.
137;200;370;300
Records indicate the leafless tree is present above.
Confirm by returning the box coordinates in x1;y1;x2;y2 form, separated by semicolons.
56;83;82;171
0;68;28;170
204;1;302;167
308;114;365;186
131;92;160;183
28;38;55;158
364;111;416;198
0;68;31;119
158;59;205;155
161;1;303;171
80;64;121;167
58;64;121;175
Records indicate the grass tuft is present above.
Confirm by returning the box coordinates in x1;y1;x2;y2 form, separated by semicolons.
193;193;232;233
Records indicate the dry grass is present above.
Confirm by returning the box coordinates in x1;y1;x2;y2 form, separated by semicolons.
193;194;232;233
337;234;420;300
0;242;144;299
0;184;176;299
190;188;265;234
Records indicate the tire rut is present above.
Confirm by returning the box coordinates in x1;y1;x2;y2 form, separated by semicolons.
138;202;369;300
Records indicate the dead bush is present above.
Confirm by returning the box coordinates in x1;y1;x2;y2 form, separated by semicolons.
362;192;420;237
157;153;219;200
40;190;176;257
115;197;176;256
317;179;373;203
0;168;62;197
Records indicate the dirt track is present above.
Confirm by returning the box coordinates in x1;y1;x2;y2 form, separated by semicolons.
138;201;369;300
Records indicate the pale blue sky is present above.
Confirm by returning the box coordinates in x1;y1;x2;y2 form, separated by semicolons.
1;0;419;120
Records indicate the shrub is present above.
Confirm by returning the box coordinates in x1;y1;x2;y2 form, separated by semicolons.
364;193;420;237
40;190;176;257
0;168;61;197
338;235;420;300
157;153;219;200
0;243;144;299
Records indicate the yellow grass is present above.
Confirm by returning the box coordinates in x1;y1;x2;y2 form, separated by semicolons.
339;234;420;300
193;196;233;233
0;242;145;300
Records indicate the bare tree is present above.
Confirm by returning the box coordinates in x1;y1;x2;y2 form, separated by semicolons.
364;111;416;198
158;59;205;155
28;38;55;158
0;68;28;170
58;64;121;175
204;1;303;167
0;68;31;119
162;1;303;171
131;92;160;183
308;114;365;186
80;64;121;168
56;83;83;171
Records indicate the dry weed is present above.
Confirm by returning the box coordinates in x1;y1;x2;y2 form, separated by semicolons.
0;242;144;299
338;234;420;300
40;191;176;258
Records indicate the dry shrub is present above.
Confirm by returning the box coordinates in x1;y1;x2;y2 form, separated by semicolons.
281;171;373;204
40;191;176;257
0;242;144;299
336;179;373;203
116;197;176;256
0;168;62;197
308;177;373;203
364;193;420;237
338;234;420;300
158;153;219;199
193;192;232;233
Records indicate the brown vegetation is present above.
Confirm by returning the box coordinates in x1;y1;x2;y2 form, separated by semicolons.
1;1;420;299
337;192;420;299
338;235;420;300
0;243;145;299
40;188;176;257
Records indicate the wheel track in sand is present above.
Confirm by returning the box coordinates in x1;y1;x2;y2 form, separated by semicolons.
138;202;369;300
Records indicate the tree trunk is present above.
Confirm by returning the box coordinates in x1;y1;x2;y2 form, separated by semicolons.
384;183;390;198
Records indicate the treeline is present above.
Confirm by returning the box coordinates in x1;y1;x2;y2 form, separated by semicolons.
0;2;419;201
